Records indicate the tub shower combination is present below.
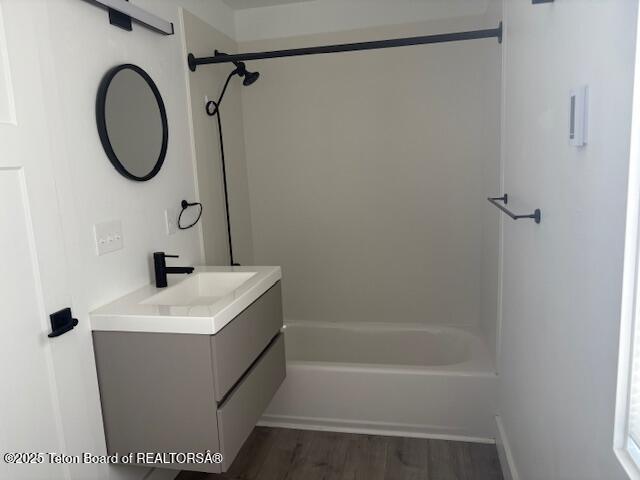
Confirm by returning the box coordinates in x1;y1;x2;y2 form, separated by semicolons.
186;14;505;447
261;322;497;442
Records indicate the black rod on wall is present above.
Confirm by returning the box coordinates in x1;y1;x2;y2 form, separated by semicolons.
188;22;503;71
83;0;174;34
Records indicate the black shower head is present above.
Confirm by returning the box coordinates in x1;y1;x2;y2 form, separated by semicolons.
242;70;260;86
205;53;261;117
235;61;260;87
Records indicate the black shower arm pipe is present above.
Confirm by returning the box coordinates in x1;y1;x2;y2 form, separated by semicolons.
188;22;502;71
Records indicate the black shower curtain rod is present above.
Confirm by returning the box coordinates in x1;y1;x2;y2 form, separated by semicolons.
188;22;502;71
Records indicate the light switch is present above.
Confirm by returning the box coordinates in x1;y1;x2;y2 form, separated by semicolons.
94;220;123;256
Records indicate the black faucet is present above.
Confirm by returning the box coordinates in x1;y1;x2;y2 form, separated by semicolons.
153;252;195;288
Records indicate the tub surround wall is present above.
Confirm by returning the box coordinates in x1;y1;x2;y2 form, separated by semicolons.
498;0;638;478
240;16;501;338
182;9;255;266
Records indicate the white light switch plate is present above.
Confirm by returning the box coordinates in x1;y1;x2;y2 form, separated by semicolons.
94;220;123;256
165;208;179;235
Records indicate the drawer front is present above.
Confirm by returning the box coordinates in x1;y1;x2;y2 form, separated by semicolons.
211;282;283;400
217;333;286;471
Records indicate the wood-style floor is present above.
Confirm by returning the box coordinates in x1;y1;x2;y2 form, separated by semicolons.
177;427;504;480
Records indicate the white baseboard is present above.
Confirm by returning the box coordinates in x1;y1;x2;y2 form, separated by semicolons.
143;468;179;480
259;414;495;444
495;415;519;480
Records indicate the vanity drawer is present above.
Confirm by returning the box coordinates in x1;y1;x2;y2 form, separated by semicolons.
211;282;282;400
217;333;286;470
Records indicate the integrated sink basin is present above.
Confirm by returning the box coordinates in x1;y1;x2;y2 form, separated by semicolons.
90;266;281;334
142;272;257;307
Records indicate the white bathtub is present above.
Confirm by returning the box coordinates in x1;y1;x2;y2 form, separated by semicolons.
260;322;498;442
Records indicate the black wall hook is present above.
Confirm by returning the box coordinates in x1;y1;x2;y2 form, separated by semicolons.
178;200;203;230
48;308;79;338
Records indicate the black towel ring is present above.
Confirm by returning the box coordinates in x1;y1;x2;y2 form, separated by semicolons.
178;200;203;230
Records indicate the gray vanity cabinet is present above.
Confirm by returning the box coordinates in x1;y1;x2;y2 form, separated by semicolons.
92;282;285;474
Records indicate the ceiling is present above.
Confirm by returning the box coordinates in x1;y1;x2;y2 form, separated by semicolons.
222;0;316;10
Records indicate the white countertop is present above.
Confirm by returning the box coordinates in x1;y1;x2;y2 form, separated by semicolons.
90;266;282;335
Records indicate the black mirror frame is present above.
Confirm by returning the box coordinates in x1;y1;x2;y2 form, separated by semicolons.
96;64;169;182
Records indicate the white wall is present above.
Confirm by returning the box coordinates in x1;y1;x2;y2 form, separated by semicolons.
240;15;501;335
182;9;254;266
0;2;14;124
10;1;233;478
498;1;638;479
480;0;503;357
234;0;491;42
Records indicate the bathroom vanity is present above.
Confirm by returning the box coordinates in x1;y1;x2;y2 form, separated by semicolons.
90;266;284;474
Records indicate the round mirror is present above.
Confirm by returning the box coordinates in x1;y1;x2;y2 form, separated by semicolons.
96;64;168;181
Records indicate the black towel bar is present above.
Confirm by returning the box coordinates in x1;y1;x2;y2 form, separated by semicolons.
488;194;541;224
